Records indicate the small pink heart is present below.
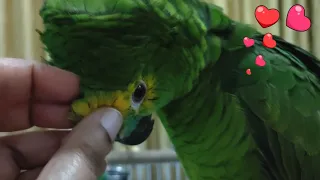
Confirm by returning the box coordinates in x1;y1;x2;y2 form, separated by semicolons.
286;4;311;32
243;37;255;47
255;55;266;67
246;69;252;75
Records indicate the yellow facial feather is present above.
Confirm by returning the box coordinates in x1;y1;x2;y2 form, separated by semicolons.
71;74;158;120
72;99;91;117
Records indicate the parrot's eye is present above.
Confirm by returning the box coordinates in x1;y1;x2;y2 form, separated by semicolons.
131;81;147;108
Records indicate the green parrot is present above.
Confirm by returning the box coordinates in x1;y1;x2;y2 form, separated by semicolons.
39;0;320;180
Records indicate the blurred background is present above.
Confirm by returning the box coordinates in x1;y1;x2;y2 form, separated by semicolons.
0;0;319;180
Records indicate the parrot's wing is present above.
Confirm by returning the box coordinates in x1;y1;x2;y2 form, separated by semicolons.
232;35;320;155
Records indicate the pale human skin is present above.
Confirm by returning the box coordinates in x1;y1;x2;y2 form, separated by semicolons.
0;58;123;180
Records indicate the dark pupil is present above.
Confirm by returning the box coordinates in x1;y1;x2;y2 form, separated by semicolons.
133;84;146;102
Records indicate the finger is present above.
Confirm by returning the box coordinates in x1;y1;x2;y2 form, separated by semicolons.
0;59;34;131
0;58;79;131
0;102;73;131
0;144;19;180
18;168;43;180
0;102;29;132
32;63;80;103
37;108;123;180
31;103;73;128
0;130;69;172
0;58;33;104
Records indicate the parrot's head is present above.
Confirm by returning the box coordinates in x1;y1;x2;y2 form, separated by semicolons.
40;0;207;145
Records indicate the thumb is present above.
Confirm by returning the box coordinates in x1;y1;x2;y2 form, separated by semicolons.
37;108;123;180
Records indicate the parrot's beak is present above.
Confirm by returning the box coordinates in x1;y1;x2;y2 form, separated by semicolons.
115;115;154;145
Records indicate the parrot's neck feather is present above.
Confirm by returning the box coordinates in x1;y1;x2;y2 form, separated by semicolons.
160;65;262;179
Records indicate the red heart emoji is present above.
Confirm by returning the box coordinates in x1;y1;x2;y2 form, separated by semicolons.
263;33;276;48
255;5;280;28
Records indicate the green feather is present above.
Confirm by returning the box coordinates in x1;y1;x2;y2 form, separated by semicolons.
39;0;211;94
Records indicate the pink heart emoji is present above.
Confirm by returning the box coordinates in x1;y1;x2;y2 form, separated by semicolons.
255;55;266;67
243;37;255;47
286;4;311;32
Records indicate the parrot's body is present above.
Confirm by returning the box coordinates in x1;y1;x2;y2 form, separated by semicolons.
39;0;320;180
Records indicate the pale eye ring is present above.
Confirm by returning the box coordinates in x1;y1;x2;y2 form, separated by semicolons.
131;80;147;108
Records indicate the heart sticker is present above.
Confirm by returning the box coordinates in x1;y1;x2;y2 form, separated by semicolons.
286;4;311;32
243;37;255;47
255;5;280;28
255;55;266;67
246;69;252;75
262;33;276;48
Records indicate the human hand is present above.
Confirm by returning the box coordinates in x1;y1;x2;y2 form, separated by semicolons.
0;58;123;180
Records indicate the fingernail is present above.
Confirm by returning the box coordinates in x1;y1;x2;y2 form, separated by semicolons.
100;108;123;141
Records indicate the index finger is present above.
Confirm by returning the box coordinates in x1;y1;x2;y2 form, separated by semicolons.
32;61;80;103
0;58;80;131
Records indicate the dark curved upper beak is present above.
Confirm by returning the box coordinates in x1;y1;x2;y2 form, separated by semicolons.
115;115;154;145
